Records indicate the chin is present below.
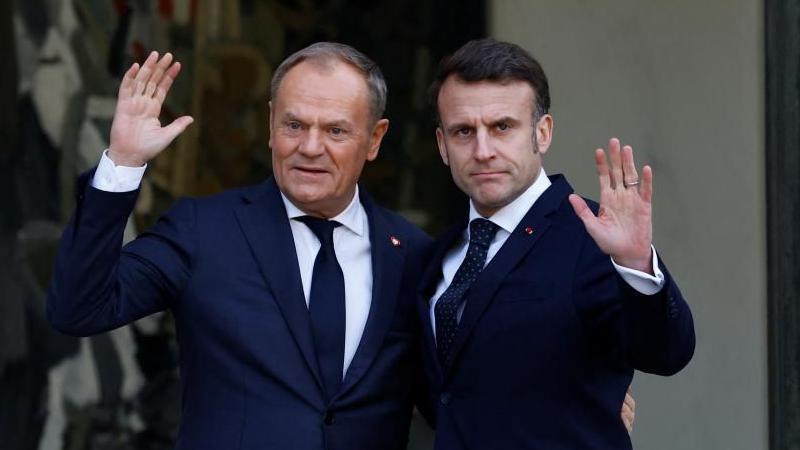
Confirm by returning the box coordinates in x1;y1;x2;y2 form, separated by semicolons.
474;190;508;206
478;194;517;214
284;187;322;204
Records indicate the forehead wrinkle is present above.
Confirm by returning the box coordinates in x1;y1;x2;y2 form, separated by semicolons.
278;61;369;105
276;86;366;129
439;78;535;125
443;103;528;128
282;67;370;132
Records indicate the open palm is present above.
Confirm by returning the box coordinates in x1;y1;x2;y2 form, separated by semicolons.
108;51;193;167
568;138;654;273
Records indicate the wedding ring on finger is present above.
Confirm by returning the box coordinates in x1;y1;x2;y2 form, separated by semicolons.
623;179;640;188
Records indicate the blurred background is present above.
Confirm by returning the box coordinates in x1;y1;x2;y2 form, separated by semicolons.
0;0;793;449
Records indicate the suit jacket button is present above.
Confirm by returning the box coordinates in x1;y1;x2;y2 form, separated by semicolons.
440;392;452;405
324;411;335;425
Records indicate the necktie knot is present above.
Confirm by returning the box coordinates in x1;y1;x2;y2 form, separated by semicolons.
297;216;341;247
469;218;499;249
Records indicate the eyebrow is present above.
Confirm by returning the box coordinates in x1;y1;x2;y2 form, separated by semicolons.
324;119;354;129
279;111;354;129
445;122;473;134
445;116;522;134
490;116;522;126
280;111;303;123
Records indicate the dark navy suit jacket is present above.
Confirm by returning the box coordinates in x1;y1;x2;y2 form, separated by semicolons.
48;174;433;450
418;175;695;450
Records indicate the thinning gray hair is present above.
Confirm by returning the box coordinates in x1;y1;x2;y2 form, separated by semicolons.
270;42;387;123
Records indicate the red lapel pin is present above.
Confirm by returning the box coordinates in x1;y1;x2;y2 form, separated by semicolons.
524;227;534;235
390;235;401;247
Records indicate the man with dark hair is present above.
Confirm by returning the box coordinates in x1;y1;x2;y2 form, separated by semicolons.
419;38;695;449
48;42;433;450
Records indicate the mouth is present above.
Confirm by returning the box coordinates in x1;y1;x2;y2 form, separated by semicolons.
292;166;329;176
471;171;506;180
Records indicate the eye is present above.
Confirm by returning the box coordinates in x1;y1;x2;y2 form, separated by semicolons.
286;121;302;130
330;127;344;136
455;127;472;137
496;122;511;131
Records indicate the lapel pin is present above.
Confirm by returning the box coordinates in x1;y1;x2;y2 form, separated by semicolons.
390;235;401;247
524;227;534;235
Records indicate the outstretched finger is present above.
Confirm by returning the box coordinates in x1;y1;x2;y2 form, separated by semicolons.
119;63;140;97
608;138;623;189
641;165;653;203
133;51;159;96
621;145;639;188
595;148;611;191
146;52;173;98
154;61;182;106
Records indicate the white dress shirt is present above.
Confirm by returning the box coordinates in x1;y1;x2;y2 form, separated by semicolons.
281;190;372;377
91;150;373;377
429;168;665;336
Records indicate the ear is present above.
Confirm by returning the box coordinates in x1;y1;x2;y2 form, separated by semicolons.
535;114;554;155
436;127;449;166
267;100;275;149
366;118;389;161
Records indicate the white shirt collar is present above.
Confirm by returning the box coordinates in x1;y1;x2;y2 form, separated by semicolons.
281;185;366;237
468;168;552;234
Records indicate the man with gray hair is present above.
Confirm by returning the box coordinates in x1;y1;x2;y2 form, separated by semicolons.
48;42;433;450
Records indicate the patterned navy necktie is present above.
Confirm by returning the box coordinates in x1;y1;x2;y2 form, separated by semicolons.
297;216;345;400
435;218;500;365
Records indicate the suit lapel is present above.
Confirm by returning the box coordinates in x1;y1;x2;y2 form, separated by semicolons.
335;191;406;398
443;176;573;378
233;178;324;392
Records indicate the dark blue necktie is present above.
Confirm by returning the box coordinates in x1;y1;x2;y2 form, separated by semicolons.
297;216;345;400
435;218;499;365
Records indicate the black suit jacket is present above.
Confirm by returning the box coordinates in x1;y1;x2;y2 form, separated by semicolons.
418;175;695;450
48;175;434;450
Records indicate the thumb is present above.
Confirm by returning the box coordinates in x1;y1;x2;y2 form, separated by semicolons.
161;116;194;144
568;194;599;233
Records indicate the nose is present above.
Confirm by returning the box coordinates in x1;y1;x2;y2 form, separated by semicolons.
473;128;495;161
298;127;325;157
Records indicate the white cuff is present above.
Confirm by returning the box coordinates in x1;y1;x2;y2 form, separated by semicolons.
611;245;665;295
91;150;147;192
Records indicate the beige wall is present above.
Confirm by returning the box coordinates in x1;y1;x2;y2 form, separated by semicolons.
490;1;767;449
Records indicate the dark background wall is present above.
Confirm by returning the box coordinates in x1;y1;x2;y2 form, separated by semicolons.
0;1;484;449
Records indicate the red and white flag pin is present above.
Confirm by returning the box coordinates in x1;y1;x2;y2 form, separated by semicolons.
389;235;401;247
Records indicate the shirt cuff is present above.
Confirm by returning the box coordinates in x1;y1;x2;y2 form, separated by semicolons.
611;245;665;295
91;150;147;192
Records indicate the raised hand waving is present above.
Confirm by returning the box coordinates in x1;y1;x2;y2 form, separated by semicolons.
108;51;194;167
568;138;654;274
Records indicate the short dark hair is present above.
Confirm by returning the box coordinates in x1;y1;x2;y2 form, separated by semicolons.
271;42;387;123
429;38;551;123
